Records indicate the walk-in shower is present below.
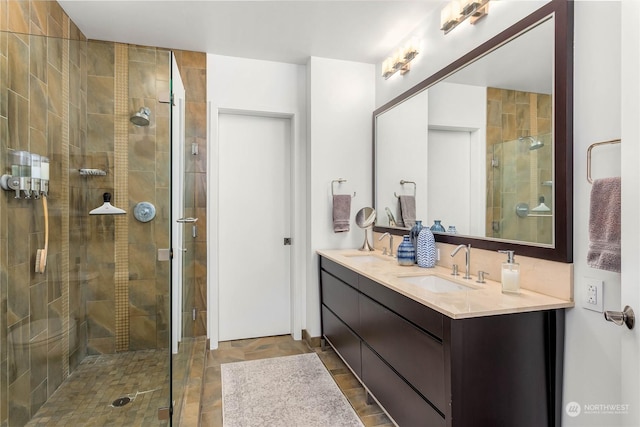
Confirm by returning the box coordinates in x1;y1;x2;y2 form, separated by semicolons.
1;24;196;426
487;133;552;245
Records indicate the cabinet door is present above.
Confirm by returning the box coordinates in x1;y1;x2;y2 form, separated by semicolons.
321;271;360;334
322;306;361;378
362;344;445;427
360;293;446;411
359;275;443;339
320;257;359;288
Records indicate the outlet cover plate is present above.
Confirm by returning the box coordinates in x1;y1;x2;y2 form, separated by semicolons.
583;278;604;313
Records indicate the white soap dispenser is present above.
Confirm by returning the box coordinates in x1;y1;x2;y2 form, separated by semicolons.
498;250;520;294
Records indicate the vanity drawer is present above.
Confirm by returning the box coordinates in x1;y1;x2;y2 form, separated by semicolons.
320;257;358;289
362;343;445;427
359;293;446;412
358;275;443;340
322;306;362;379
321;271;360;333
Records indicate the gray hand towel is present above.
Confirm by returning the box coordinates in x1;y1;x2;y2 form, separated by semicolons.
399;195;416;228
333;195;351;233
587;177;621;273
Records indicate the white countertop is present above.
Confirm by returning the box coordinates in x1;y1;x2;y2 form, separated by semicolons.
318;249;574;319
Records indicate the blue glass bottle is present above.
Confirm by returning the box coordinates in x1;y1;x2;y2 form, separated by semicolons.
409;220;423;263
397;235;416;266
417;228;436;268
430;220;446;233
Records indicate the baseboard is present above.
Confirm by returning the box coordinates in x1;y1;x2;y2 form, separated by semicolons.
302;329;321;348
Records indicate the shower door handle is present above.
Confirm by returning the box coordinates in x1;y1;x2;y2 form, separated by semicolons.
176;217;198;223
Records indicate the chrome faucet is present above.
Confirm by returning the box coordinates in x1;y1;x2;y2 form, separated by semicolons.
378;232;394;257
451;244;471;279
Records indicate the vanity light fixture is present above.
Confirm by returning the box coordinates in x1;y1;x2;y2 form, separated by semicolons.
382;37;420;80
441;0;490;34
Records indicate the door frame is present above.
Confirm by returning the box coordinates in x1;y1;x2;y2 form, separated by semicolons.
170;54;186;355
207;106;305;349
621;1;640;424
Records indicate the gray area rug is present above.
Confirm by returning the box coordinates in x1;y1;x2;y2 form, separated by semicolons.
221;353;364;427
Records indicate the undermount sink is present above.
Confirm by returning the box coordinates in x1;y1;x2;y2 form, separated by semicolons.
397;274;477;293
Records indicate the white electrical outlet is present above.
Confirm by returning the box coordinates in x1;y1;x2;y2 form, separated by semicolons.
583;279;604;312
436;248;441;261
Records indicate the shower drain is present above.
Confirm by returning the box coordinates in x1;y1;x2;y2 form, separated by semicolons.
112;397;131;407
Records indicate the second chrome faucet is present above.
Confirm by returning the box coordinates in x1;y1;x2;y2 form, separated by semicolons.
378;232;394;257
451;244;471;279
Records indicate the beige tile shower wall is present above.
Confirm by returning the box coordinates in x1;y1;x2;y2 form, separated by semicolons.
173;51;207;338
486;87;552;244
126;45;172;351
85;40;117;355
0;1;88;425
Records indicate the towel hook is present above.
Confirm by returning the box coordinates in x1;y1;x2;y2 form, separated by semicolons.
331;178;356;198
394;179;417;198
587;138;621;184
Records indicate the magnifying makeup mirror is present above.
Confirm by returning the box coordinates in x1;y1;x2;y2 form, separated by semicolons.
355;207;376;251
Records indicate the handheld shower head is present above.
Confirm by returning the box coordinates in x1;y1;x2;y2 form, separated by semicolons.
130;107;151;127
519;135;544;151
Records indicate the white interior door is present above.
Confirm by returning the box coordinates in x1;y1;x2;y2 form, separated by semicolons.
170;55;186;354
621;2;640;423
427;129;471;234
218;113;291;341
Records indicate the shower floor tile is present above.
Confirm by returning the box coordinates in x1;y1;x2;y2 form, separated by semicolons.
27;349;170;427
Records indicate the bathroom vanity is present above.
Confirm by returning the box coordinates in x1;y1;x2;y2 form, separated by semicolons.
318;250;573;427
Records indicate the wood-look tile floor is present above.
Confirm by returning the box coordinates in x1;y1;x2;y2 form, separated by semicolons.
199;335;394;427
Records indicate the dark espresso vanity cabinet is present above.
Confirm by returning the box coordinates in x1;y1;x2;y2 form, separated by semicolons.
319;256;565;427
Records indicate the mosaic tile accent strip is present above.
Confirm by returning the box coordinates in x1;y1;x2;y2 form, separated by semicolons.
529;93;538;208
114;44;130;352
61;13;71;379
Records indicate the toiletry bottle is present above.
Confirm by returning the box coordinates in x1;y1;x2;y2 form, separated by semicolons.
498;250;520;293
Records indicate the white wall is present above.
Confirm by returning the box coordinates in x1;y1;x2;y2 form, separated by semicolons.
306;57;375;336
206;54;307;347
564;3;623;426
375;91;429;228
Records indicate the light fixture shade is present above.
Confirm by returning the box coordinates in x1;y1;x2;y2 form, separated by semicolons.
461;0;481;16
382;57;394;79
381;37;421;80
441;1;461;31
403;37;419;61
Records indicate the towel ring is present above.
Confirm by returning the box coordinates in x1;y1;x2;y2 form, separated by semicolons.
394;180;416;198
587;138;621;183
331;178;356;198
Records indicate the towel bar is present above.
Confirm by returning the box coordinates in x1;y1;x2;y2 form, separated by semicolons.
331;178;356;198
394;179;416;198
587;138;621;183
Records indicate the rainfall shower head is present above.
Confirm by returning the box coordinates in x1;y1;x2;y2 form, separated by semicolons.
130;107;151;127
519;135;544;151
